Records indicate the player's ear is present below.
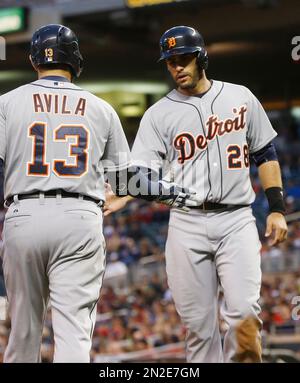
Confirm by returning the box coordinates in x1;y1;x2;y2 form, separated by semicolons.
29;55;37;72
166;62;172;74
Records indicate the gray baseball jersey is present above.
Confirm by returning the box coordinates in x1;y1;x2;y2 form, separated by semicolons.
131;80;274;362
0;76;131;363
0;78;131;202
132;80;277;205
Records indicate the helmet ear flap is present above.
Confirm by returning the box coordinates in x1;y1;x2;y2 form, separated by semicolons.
196;49;208;70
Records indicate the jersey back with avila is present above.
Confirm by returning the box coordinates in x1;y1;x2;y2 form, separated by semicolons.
131;80;277;205
0;78;131;201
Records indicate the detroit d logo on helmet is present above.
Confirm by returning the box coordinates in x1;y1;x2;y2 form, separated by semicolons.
167;37;176;49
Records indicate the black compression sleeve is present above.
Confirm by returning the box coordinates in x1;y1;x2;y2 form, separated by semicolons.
106;166;186;201
251;142;278;167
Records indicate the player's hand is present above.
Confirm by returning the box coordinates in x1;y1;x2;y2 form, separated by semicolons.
103;182;131;216
158;190;202;212
265;212;288;246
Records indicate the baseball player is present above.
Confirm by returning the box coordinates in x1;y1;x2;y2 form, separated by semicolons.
0;24;199;363
104;26;288;363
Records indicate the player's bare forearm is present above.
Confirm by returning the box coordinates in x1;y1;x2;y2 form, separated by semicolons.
257;160;287;245
257;160;282;190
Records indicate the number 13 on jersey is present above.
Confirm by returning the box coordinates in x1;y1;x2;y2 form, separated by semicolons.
27;122;89;178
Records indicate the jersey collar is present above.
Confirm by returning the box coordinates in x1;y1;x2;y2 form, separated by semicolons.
194;80;213;98
40;75;71;83
171;79;217;101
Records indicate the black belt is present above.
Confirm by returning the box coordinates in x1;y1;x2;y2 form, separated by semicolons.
5;190;104;207
190;202;247;211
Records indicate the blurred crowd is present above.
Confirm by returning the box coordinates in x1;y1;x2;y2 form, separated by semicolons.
1;268;300;362
260;272;300;333
0;110;300;362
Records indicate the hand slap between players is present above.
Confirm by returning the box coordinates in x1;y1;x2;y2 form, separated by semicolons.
265;212;288;246
103;181;202;215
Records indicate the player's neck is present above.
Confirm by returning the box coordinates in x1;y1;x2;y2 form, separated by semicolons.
38;69;72;82
177;72;211;96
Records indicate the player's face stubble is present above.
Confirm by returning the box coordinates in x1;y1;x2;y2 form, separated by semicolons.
166;53;201;92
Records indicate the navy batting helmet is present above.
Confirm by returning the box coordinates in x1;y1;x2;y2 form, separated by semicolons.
30;24;83;78
158;26;208;70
